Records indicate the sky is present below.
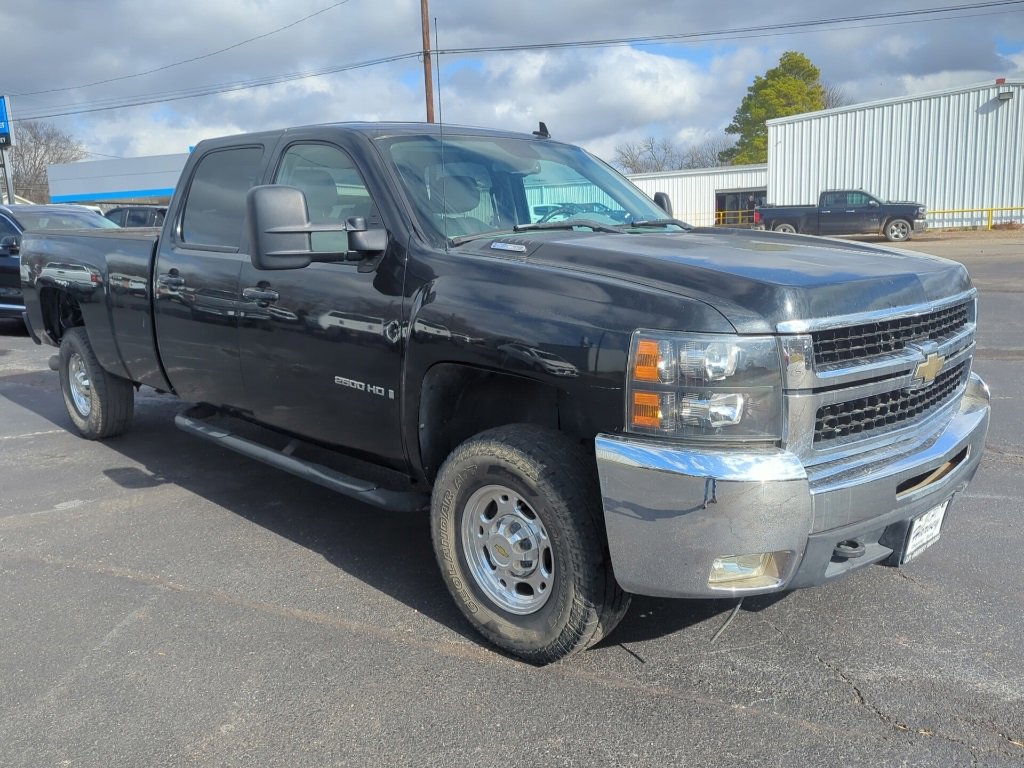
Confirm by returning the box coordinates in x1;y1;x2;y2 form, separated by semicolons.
2;0;1023;166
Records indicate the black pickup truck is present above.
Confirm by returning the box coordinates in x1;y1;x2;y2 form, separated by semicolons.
755;189;928;241
20;122;989;663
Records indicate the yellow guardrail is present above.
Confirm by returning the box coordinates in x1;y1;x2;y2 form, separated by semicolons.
714;208;757;226
927;206;1024;230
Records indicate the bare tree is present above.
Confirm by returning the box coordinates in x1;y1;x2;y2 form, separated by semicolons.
614;133;735;173
614;136;682;174
823;82;854;110
8;120;88;203
679;134;735;169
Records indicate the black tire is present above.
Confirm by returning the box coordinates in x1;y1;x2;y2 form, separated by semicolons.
58;327;134;439
773;222;797;234
431;424;630;663
885;218;912;242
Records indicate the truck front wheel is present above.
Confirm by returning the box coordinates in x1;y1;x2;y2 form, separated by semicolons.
58;327;135;439
885;218;912;242
430;424;629;663
773;222;797;234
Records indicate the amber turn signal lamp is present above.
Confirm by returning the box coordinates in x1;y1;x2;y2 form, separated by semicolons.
633;339;662;382
631;391;662;429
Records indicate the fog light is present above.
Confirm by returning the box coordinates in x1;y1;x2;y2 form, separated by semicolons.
708;552;790;590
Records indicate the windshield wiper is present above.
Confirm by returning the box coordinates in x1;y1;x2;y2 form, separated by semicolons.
628;218;692;230
449;219;624;247
513;219;624;235
449;228;518;246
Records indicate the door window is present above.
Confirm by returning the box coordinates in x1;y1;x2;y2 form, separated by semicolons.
126;208;152;227
181;145;264;249
275;143;379;253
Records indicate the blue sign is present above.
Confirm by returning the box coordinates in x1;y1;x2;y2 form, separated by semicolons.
0;96;11;147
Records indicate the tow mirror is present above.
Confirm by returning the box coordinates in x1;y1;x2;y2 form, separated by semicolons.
246;185;387;271
345;217;388;253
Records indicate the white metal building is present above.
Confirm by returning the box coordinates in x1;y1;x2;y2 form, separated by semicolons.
628;164;767;227
767;79;1023;228
48;153;187;204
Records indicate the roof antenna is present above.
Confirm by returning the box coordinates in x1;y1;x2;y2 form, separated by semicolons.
533;121;550;139
434;17;449;250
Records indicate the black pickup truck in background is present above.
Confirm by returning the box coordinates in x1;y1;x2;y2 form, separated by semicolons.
18;122;989;663
754;189;928;241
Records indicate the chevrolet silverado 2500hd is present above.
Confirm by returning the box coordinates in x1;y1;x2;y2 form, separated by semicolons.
19;122;989;663
755;189;927;241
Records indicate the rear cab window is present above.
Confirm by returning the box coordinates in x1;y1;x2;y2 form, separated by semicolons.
181;146;265;250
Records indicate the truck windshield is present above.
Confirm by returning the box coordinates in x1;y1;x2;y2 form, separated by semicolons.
378;133;682;244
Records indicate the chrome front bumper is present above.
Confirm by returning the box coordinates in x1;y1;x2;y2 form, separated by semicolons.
595;373;990;598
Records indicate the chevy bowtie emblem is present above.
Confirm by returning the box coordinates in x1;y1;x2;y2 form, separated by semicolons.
913;353;945;386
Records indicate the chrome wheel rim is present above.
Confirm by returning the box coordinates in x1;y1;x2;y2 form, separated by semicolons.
889;221;909;240
776;224;795;233
68;353;92;417
461;484;553;615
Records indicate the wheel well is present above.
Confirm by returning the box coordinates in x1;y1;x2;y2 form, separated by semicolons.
418;363;562;482
39;288;83;342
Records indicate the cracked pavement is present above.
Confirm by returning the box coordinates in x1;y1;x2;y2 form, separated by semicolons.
1;232;1022;767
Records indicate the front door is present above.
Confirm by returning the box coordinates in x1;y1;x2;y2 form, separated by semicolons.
237;141;407;467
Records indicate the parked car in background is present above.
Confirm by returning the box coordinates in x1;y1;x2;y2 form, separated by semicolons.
105;205;167;228
0;204;119;322
754;190;927;242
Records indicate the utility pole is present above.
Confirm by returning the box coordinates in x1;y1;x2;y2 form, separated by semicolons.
420;0;434;123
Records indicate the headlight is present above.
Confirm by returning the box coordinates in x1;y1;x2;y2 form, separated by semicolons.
626;331;783;441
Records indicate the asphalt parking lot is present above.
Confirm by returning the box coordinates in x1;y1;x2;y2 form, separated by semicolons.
2;231;1022;767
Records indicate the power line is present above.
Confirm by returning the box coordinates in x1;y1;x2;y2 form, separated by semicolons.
11;0;354;97
12;0;1023;121
444;0;1024;54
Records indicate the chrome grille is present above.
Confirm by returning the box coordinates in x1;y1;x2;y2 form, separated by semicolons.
814;361;967;444
812;302;969;367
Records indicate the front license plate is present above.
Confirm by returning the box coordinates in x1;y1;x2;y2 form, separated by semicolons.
902;500;949;564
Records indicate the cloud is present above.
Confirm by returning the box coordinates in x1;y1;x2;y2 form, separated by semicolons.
2;0;1021;163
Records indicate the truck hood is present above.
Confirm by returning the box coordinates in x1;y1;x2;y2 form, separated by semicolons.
473;227;971;333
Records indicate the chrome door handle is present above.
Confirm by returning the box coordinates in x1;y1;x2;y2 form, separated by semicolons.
242;287;279;302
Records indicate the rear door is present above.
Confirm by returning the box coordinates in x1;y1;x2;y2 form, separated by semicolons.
154;142;272;409
0;212;22;316
817;191;849;235
236;138;407;466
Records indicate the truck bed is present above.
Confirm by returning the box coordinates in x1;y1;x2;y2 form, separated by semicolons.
21;228;169;390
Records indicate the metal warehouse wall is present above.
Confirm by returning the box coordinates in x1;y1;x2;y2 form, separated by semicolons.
767;80;1024;227
628;165;767;227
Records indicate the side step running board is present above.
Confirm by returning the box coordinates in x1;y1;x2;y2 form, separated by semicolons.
175;405;430;512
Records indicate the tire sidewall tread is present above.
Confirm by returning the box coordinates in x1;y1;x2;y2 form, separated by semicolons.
58;327;134;440
431;424;628;663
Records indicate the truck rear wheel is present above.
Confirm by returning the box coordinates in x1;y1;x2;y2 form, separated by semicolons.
885;218;912;242
430;424;630;663
773;222;797;234
59;327;135;439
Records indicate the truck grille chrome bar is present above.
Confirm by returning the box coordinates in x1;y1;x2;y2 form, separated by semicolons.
813;361;967;444
812;301;969;368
